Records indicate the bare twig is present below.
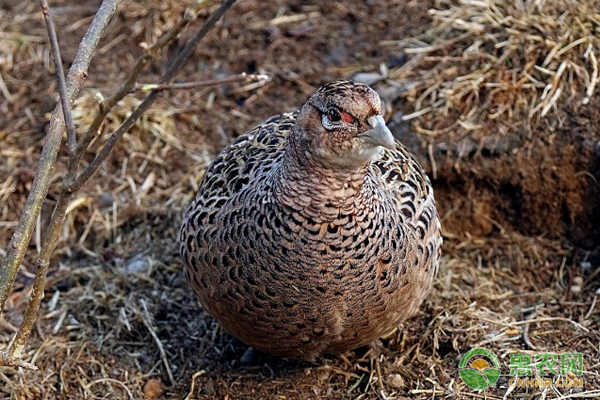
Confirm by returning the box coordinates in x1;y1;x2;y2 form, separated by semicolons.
0;0;121;367
72;0;211;164
85;378;134;400
0;351;38;371
584;294;597;320
134;73;271;91
7;257;51;359
2;1;90;359
522;311;537;350
68;0;239;192
140;300;175;386
162;0;238;83
0;0;121;316
0;0;241;368
39;0;77;152
184;370;207;400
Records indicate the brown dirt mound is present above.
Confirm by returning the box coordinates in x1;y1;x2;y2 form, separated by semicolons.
374;0;600;253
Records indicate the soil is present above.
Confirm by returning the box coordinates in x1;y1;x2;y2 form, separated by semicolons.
391;98;600;249
1;0;599;399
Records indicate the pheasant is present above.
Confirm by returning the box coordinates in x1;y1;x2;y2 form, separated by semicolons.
179;81;441;361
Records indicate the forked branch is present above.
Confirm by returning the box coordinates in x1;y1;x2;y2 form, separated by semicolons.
0;0;121;319
0;0;243;369
69;0;239;192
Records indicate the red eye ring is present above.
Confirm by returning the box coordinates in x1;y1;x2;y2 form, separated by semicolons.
327;108;342;122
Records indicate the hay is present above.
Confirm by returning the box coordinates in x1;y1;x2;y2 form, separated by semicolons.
385;0;600;136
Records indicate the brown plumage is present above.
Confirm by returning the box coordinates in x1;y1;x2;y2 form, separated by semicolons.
179;81;442;361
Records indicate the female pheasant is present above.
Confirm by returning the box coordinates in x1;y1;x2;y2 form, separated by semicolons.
179;81;441;361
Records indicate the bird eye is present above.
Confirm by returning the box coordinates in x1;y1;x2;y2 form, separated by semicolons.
327;109;342;122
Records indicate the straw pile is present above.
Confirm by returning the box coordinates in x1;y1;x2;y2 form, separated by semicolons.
386;0;600;137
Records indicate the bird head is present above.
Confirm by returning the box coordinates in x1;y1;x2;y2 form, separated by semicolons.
292;81;395;169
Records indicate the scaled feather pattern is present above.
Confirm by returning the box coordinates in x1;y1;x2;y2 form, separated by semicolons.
179;81;442;360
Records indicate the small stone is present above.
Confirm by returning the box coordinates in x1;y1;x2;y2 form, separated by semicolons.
124;258;149;274
143;379;164;399
240;346;257;365
386;53;408;69
506;328;519;336
99;193;114;207
387;373;405;390
580;261;592;271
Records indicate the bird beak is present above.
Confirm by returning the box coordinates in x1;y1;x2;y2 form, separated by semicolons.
360;115;396;150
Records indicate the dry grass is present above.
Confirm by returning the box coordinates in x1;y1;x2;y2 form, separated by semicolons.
383;0;600;137
1;0;599;399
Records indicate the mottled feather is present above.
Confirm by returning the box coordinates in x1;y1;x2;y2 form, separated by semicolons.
179;81;442;360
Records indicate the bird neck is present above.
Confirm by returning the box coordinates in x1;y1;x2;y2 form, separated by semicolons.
272;137;372;215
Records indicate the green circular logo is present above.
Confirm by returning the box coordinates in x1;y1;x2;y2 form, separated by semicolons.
459;348;501;390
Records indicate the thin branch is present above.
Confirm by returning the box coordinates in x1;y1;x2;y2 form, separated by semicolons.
522;311;538;351
7;189;70;359
6;1;89;357
6;0;129;361
72;0;211;164
68;0;239;192
1;0;241;367
134;73;271;91
162;0;239;83
39;0;77;152
8;258;49;359
68;93;158;192
0;0;121;315
0;352;37;371
140;300;175;386
0;0;121;368
0;0;240;368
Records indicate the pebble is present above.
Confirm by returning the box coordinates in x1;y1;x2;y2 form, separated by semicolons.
124;258;150;274
143;379;164;399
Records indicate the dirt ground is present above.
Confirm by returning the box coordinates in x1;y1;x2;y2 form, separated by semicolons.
1;0;599;399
